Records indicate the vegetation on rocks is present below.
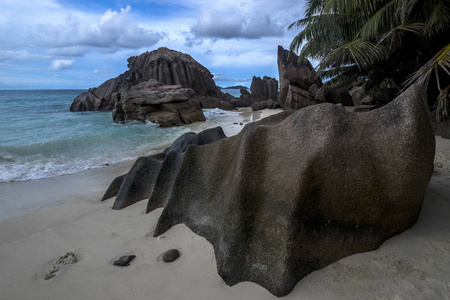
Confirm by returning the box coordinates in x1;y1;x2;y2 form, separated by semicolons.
289;0;450;120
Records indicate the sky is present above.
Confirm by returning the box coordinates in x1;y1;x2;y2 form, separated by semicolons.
0;0;306;89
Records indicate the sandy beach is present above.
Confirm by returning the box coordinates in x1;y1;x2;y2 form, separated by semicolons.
1;109;450;300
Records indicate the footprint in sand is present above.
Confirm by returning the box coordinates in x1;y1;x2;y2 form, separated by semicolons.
44;252;77;280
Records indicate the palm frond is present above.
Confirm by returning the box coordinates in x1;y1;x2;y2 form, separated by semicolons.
304;0;325;18
357;0;399;40
319;38;388;71
403;44;450;89
436;84;450;122
427;0;450;32
377;23;428;49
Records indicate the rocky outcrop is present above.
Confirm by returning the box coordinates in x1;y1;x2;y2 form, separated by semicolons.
277;45;323;109
284;84;320;109
251;99;277;111
149;85;434;296
71;47;223;111
250;76;278;103
112;79;206;126
102;127;228;209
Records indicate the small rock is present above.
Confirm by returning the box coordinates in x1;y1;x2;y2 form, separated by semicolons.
240;122;243;125
113;255;136;267
44;273;56;280
162;249;180;263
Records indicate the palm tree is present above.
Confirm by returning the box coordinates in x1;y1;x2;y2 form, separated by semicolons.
289;0;450;120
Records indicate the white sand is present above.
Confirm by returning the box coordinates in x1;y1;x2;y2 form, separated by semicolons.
1;113;450;299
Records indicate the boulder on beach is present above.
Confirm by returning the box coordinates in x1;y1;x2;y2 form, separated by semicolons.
71;47;223;112
277;45;322;109
112;153;166;210
250;76;278;103
111;79;206;126
152;85;435;296
103;127;228;209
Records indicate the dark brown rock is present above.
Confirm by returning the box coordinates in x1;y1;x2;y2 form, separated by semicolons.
101;174;126;201
163;127;226;154
321;85;354;106
277;45;321;108
71;47;223;111
284;84;320;109
113;255;136;267
153;85;435;296
70;91;103;111
371;87;399;105
231;98;251;107
250;76;278;103
111;79;206;126
107;127;228;211
218;101;235;110
240;88;250;96
162;249;180;263
112;153;166;210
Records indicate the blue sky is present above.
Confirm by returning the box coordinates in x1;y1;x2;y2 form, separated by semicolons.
0;0;306;89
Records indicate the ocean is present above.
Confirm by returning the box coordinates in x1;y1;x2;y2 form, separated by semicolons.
0;89;242;182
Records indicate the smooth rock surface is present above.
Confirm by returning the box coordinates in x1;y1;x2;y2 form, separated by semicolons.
113;255;136;267
105;127;228;210
153;85;435;296
112;153;166;210
162;249;180;263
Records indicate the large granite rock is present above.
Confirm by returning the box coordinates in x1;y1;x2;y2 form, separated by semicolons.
71;47;223;111
112;153;166;210
250;76;278;103
151;85;434;296
163;127;227;154
102;127;228;209
277;45;322;109
284;84;320;109
112;79;206;126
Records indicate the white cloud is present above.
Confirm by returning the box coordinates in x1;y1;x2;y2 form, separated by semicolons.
190;9;283;40
31;6;163;51
0;3;164;62
49;59;74;71
0;50;48;62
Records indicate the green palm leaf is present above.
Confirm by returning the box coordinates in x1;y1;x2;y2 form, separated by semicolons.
403;44;450;89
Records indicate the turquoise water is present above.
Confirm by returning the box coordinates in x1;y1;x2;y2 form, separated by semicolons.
0;89;241;182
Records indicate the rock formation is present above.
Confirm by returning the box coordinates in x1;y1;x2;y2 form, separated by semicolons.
71;47;223;112
250;76;278;103
102;127;228;210
277;45;323;109
103;85;435;296
111;79;205;126
151;85;434;296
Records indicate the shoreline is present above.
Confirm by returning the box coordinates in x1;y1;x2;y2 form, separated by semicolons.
0;110;449;299
0;108;282;224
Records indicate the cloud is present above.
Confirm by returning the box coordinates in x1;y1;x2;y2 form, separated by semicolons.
31;6;163;52
190;9;284;40
0;50;48;63
0;4;164;63
49;59;74;71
